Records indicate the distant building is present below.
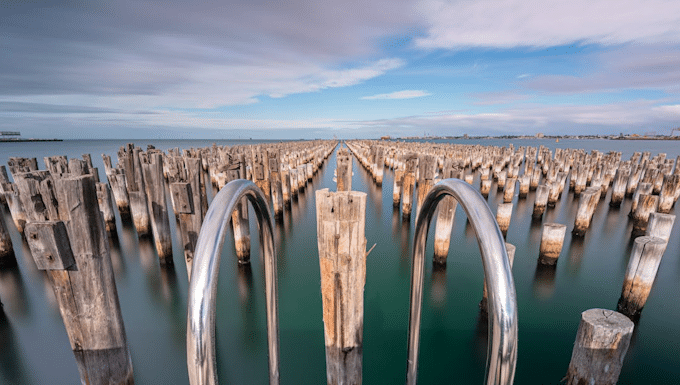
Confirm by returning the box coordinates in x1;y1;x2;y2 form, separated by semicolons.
380;136;391;140
535;133;544;138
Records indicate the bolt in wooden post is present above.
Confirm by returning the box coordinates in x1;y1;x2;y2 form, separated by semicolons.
565;309;634;385
141;153;173;264
632;194;658;236
316;188;367;385
433;195;458;265
538;223;567;265
532;184;550;219
572;187;600;236
336;148;352;192
496;202;513;237
617;236;666;318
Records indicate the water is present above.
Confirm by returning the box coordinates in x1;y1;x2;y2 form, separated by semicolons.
0;138;679;384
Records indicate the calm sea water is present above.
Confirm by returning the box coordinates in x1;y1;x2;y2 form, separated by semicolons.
0;138;678;384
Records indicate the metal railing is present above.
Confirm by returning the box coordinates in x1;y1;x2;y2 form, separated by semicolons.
407;178;518;385
186;179;279;385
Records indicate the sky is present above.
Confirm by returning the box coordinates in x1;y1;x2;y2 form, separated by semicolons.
2;0;680;139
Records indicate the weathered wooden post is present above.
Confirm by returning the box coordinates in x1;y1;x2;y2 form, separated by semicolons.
645;212;675;243
503;177;516;203
658;174;680;213
632;194;658;236
415;154;436;219
565;309;634;385
141;153;173;264
496;202;513;237
0;166;27;233
269;153;283;220
496;170;507;191
374;145;385;186
393;166;404;207
572;187;600;236
609;166;630;207
532;184;550;219
518;175;530;198
433;195;458;265
617;236;666;318
120;145;151;236
480;179;492;198
401;155;418;220
336;147;352;192
281;166;291;209
20;173;134;384
316;188;367;385
96;183;117;234
538;223;567;265
629;182;653;216
103;155;131;220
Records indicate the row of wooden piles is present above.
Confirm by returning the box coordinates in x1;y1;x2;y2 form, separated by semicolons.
342;139;678;385
0;139;336;385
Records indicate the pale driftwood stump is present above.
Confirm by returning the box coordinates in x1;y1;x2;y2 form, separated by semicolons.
565;309;634;385
532;184;549;219
617;236;666;318
538;223;567;265
496;202;513;238
316;188;367;385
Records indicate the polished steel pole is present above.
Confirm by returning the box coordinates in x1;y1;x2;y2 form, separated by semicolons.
187;179;279;385
407;178;518;385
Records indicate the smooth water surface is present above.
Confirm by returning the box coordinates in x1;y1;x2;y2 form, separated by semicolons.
0;138;678;384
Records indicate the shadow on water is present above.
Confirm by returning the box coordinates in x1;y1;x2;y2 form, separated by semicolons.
532;263;557;300
566;233;586;274
0;309;33;384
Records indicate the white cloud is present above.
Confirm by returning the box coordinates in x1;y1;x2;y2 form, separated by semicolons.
415;0;680;49
361;90;431;100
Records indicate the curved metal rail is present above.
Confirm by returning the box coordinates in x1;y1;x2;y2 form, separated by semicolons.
187;179;279;385
407;178;518;385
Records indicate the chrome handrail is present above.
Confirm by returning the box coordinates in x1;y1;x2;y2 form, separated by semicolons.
187;179;279;385
407;178;518;385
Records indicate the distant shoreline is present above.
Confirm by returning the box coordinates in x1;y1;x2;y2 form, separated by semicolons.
0;138;63;142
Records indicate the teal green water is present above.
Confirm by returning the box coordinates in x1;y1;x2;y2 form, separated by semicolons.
0;139;679;384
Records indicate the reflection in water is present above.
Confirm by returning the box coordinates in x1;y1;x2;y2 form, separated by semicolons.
159;263;180;306
0;266;30;318
566;235;585;274
393;207;411;274
108;231;127;278
0;309;32;384
237;263;254;305
472;308;489;368
532;263;557;300
238;264;261;352
430;264;447;308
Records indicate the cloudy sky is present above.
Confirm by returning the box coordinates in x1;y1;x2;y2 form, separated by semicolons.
2;0;680;139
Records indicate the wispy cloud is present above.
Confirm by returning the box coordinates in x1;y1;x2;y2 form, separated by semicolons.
415;0;680;49
361;90;431;100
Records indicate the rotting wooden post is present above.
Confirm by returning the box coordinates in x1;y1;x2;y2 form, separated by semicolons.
480;243;514;313
315;188;367;385
547;181;560;207
530;167;541;190
374;146;385;186
629;182;653;216
401;155;418;221
433;195;458;265
281;166;291;209
610;166;630;207
632;194;658;236
496;170;507;191
269;153;283;220
538;223;567;265
227;166;251;265
503;177;516;203
658;174;680;213
0;167;27;233
496;202;513;237
102;154;131;220
532;184;550;219
518;175;530;198
480;179;492;198
96;183;117;234
572;187;600;236
22;175;134;385
0;211;15;267
565;309;634;385
393;167;404;207
617;236;666;318
141;153;173;264
121;145;151;236
645;212;675;243
415;154;436;219
336;147;352;192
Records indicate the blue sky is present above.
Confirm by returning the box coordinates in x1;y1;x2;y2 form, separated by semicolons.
2;0;680;139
